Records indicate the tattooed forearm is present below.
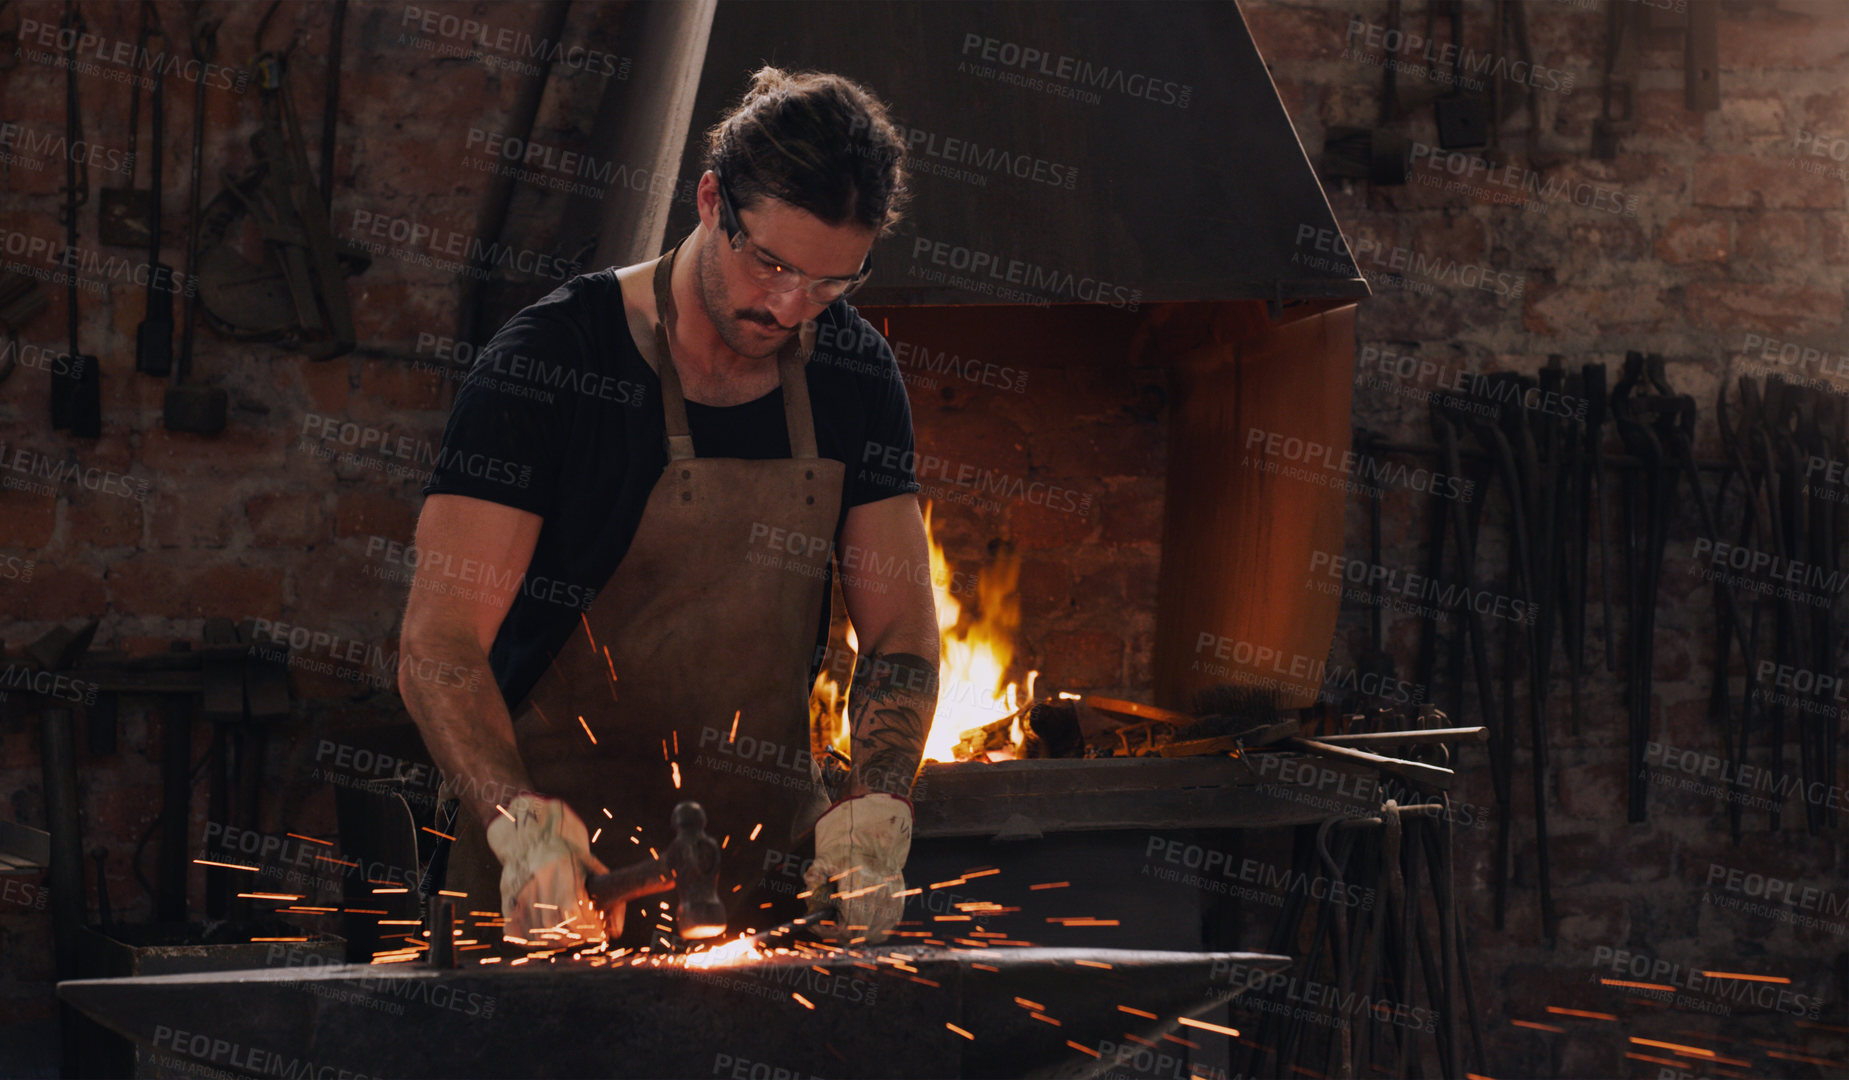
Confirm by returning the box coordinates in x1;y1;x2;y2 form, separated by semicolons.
845;651;939;800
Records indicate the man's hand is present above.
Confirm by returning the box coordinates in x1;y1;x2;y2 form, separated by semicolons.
803;793;912;945
486;794;611;944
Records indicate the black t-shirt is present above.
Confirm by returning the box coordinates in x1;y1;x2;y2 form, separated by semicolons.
421;269;921;711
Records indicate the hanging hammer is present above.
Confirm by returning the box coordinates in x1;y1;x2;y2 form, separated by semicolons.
584;801;727;941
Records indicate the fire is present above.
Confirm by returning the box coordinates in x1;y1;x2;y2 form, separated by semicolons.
680;936;772;969
811;501;1034;765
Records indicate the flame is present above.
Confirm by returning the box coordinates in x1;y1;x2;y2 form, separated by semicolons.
811;501;1034;766
680;936;771;969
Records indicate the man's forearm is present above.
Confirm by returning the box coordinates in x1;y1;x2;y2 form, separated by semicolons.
845;649;939;800
398;634;535;829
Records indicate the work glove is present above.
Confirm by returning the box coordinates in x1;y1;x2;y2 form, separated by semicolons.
485;793;610;945
803;793;912;946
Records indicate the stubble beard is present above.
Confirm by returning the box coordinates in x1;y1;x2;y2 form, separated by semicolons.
696;237;792;361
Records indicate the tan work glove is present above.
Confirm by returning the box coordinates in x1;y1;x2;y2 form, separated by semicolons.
485;793;610;945
803;793;912;946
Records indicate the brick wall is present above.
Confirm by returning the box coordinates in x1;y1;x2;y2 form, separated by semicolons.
1246;0;1849;1075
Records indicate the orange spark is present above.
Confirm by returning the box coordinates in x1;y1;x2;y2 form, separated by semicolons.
1066;1041;1100;1059
1178;1017;1240;1038
582;614;596;653
604;645;617;684
1014;997;1045;1010
579;716;598;745
970;962;999;972
1512;1020;1564;1033
495;804;515;823
237;893;303;901
1598;978;1675;991
192;858;259;872
286;833;332;846
1544;1007;1617;1021
671;762;682;788
1118;1006;1158;1019
250;937;308;942
1075;960;1112;969
729;710;741;743
591;828;603;844
438;890;467;899
1029;881;1069;891
749;823;763;841
946;1023;973;1040
792;993;816;1010
1631;1038;1713;1057
1698;971;1790;983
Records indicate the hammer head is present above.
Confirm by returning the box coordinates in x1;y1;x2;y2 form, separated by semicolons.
663;802;726;940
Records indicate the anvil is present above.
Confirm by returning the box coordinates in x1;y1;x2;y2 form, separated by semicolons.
60;946;1289;1078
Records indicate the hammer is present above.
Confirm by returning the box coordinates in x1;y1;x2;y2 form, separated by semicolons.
584;801;726;941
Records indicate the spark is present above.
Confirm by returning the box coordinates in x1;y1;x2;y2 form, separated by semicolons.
281;907;336;914
1117;1006;1158;1019
792;993;816;1010
729;710;741;743
373;887;409;894
250;937;307;942
495;804;515;823
1075;960;1112;969
673;731;679;755
963;868;1000;879
604;645;617;684
478;956;503;964
579;716;598;745
1598;978;1675;991
437;890;468;898
1625;1053;1688;1070
1512;1020;1565;1033
1014;997;1045;1010
910;976;941;987
946;1023;973;1040
1544;1007;1616;1020
1065;1041;1100;1059
1046;917;1119;927
603;808;614;819
1178;1017;1239;1038
929;878;967;889
237;893;303;901
583;614;596;653
749;823;763;841
1631;1038;1714;1058
316;855;359;868
343;908;387;915
1029;881;1069;891
192;859;259;872
970;962;999;972
286;833;332;846
378;919;422;926
1765;1051;1842;1066
671;762;682;788
1698;971;1790;983
1163;1034;1199;1049
1030;1012;1060;1026
592;828;603;844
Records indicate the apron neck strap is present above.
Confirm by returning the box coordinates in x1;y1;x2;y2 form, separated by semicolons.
651;233;821;462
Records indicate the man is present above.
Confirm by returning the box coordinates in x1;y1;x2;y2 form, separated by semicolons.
397;67;939;949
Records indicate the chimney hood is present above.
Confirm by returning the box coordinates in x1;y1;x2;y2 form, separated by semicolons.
664;0;1368;307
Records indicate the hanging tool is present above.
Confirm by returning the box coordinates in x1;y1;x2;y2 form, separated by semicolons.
1613;353;1675;823
1433;0;1488;150
51;0;99;438
98;1;159;247
134;2;173;378
195;47;368;360
168;6;227;434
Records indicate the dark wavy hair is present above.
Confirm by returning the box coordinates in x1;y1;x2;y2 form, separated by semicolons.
701;66;911;238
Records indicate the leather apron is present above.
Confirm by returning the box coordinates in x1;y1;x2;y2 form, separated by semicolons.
445;238;844;939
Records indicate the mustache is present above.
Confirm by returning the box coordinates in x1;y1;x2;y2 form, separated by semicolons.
734;310;790;330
